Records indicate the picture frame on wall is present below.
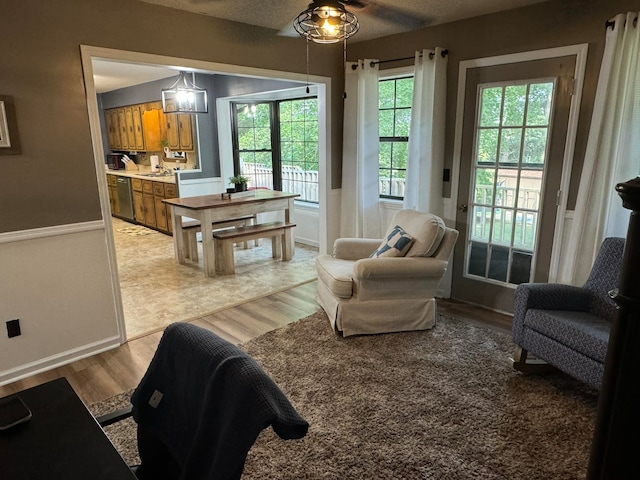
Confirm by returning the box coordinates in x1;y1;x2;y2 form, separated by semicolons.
0;95;21;155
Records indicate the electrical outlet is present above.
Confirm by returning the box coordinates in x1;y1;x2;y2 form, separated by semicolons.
6;319;21;338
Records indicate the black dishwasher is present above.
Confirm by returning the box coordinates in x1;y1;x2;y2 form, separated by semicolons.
116;176;135;221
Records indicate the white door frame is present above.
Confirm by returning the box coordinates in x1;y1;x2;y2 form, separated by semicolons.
447;44;588;284
80;45;332;341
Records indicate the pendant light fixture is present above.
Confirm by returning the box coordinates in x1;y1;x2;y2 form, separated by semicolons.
293;0;359;44
162;71;208;114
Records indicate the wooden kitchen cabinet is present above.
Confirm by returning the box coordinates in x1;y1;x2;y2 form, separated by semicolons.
131;105;145;151
164;101;194;151
107;174;120;216
131;177;176;234
125;107;135;149
141;180;157;228
132;178;145;223
105;109;121;150
152;182;177;234
132;178;155;228
141;103;164;152
117;108;129;150
153;182;168;231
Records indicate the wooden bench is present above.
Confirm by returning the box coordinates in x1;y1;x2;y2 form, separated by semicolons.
213;221;296;275
181;214;257;261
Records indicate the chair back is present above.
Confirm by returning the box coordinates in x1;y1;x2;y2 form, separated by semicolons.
131;322;308;480
388;209;447;257
583;237;625;322
432;227;459;261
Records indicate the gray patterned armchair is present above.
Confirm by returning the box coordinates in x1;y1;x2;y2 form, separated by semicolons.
511;237;625;389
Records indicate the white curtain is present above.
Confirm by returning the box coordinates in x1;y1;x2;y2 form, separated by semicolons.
403;47;448;217
340;59;382;238
564;12;640;285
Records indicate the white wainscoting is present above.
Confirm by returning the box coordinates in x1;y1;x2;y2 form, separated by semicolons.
294;202;320;248
0;222;121;386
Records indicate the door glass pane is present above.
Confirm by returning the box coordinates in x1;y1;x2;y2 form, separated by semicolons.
468;242;488;277
502;85;526;126
523;127;548;165
477;129;499;165
480;87;502;126
471;205;491;241
488;245;509;281
513;211;537;250
526;83;553;125
496;169;517;208
517;173;542;210
491;208;513;246
465;79;555;285
474;169;495;204
498;128;522;165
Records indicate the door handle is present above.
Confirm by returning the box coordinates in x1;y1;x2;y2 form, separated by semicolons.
458;204;468;212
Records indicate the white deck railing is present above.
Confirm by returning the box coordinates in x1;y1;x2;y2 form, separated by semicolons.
242;163;319;203
243;163;410;202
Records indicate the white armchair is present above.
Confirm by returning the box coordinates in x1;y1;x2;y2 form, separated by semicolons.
316;210;458;337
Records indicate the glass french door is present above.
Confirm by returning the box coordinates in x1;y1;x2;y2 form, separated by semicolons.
451;56;576;313
468;81;553;285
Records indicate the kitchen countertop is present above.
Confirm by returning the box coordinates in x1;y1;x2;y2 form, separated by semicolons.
106;166;177;184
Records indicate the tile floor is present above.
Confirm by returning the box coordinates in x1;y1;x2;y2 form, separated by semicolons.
112;218;319;339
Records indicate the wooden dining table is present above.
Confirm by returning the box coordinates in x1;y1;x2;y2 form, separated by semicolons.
163;190;299;277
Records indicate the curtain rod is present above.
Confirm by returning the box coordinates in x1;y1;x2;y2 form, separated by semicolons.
350;49;449;70
605;15;638;30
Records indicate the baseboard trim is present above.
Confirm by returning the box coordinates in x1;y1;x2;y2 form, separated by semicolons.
0;335;121;387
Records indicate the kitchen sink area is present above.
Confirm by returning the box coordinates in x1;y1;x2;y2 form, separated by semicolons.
140;172;176;177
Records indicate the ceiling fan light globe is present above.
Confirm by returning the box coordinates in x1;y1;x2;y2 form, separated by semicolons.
293;1;359;44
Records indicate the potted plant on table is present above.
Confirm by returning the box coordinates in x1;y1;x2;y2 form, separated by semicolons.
229;175;250;192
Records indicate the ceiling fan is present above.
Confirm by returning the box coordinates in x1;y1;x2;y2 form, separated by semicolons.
185;0;429;41
286;0;429;42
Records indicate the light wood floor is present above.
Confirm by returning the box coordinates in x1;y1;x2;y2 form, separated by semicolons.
0;282;511;405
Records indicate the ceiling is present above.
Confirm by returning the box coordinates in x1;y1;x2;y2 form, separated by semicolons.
137;0;551;42
94;0;551;93
92;60;180;93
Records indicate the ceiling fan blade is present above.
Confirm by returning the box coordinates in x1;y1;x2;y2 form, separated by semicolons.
342;0;430;29
278;21;300;38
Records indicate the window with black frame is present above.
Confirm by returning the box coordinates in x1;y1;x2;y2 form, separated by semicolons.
231;97;319;204
378;76;413;200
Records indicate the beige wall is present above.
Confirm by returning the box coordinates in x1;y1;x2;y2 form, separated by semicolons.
349;0;640;209
0;0;343;233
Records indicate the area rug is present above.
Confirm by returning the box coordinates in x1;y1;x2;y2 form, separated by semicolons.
90;312;598;479
115;225;154;236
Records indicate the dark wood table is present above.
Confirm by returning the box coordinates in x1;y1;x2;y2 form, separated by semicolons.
0;377;136;480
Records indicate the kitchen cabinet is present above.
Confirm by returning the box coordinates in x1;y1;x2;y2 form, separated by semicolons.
105;109;121;150
141;180;157;228
130;176;176;234
141;102;164;152
132;178;155;228
117;108;129;150
107;174;120;216
132;178;144;222
152;182;177;234
130;105;145;151
164;101;194;151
